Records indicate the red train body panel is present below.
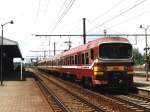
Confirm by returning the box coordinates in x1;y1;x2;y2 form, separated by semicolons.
38;37;134;87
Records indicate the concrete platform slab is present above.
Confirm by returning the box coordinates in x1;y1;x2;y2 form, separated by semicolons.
0;78;52;112
134;76;150;91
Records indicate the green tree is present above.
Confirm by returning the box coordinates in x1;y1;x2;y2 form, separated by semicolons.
133;48;144;65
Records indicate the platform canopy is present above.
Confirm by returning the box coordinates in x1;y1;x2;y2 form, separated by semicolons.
0;37;22;58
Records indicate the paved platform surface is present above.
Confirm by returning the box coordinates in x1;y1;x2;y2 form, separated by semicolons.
134;74;150;91
134;70;150;76
0;78;53;112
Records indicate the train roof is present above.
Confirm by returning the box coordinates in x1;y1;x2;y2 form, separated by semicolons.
59;37;130;57
50;37;130;60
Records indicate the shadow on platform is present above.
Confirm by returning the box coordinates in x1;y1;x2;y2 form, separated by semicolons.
3;70;35;81
134;82;150;87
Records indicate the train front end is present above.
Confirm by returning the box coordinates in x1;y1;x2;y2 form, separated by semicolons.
93;41;133;88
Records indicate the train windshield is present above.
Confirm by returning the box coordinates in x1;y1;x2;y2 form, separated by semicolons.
99;43;132;59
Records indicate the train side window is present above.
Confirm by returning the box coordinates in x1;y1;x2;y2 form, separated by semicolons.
60;59;63;65
90;49;94;60
85;53;89;64
66;57;68;65
70;56;73;65
63;58;65;65
75;55;77;64
72;56;75;65
78;54;80;64
65;57;67;65
69;56;71;65
82;53;85;64
67;57;69;65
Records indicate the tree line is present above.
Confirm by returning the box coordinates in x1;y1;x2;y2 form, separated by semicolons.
133;48;144;65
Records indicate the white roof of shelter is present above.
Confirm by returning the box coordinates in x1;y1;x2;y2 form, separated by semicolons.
0;37;19;45
0;37;22;58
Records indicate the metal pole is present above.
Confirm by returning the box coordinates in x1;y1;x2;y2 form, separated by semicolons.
68;37;71;50
49;39;51;57
54;42;56;56
44;50;46;59
145;29;149;81
104;29;107;36
64;36;72;50
0;25;3;85
83;18;86;44
21;59;22;80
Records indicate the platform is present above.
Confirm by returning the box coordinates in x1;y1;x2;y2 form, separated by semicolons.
134;74;150;91
134;70;150;77
0;78;52;112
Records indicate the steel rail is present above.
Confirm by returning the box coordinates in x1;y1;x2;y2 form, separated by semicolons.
39;81;72;112
33;68;149;112
111;94;150;112
40;73;105;112
32;70;72;112
37;69;133;112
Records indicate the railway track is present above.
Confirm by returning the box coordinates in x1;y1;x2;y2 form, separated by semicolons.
30;68;150;112
109;93;150;112
36;80;69;112
31;69;104;112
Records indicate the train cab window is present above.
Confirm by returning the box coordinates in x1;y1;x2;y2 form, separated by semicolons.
85;53;89;64
81;53;85;64
99;43;132;59
90;49;94;60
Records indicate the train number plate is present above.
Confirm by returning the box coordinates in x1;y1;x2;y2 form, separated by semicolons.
106;66;124;71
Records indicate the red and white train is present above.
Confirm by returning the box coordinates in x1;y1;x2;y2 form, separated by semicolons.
38;37;134;88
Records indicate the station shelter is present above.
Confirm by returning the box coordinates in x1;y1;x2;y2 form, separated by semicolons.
0;37;22;79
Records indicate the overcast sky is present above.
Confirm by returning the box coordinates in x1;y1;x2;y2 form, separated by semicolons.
1;0;150;60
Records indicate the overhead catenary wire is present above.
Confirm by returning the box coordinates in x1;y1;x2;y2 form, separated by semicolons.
88;0;147;33
43;0;126;53
34;0;148;57
43;0;76;50
44;0;51;14
90;0;126;24
46;0;77;53
55;0;68;18
35;34;150;37
34;0;41;24
107;9;150;30
50;0;77;33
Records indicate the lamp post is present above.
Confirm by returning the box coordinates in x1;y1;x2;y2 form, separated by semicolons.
140;25;150;81
0;20;14;85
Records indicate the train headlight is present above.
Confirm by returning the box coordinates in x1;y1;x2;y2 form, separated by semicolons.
93;65;104;75
94;71;104;75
